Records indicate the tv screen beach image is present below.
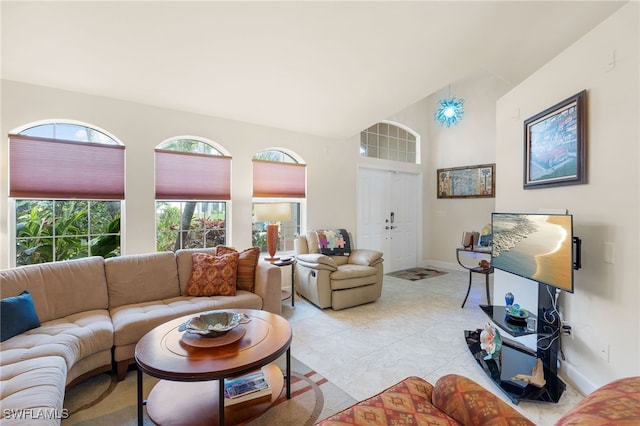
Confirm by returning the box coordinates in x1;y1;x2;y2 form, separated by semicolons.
492;214;572;291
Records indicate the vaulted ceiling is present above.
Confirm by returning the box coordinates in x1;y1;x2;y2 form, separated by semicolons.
1;1;625;139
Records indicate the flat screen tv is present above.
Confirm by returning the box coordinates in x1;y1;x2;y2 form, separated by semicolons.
491;213;579;293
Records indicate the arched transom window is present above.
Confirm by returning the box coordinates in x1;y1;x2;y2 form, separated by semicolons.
360;122;418;164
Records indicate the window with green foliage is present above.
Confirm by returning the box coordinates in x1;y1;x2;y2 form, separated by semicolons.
252;150;304;253
156;201;226;251
16;200;121;265
11;122;123;266
155;138;229;252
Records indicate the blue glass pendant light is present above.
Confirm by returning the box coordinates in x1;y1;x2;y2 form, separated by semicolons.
434;86;464;127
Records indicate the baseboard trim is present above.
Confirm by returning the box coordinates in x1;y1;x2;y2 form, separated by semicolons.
423;260;461;271
561;361;597;396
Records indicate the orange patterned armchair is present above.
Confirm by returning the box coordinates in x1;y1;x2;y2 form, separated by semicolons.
316;374;640;426
555;376;640;425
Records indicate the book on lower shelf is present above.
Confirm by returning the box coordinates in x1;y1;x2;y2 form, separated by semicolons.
224;370;272;407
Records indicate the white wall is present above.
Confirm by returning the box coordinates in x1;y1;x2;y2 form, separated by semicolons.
385;70;511;268
427;71;514;267
0;81;357;269
495;2;639;392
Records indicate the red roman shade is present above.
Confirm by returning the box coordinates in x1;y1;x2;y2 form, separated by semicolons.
252;160;306;198
10;134;125;199
155;149;231;200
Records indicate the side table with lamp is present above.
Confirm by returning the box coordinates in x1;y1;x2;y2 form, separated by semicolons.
254;202;296;306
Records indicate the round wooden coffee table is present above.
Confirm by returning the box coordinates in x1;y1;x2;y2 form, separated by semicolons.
135;309;292;426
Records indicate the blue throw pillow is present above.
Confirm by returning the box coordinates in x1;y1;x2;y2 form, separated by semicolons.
1;290;40;342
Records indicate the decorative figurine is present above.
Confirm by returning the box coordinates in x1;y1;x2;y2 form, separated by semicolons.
512;358;546;388
505;292;514;308
480;323;502;360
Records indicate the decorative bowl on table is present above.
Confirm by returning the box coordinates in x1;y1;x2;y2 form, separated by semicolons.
178;311;250;337
506;305;529;321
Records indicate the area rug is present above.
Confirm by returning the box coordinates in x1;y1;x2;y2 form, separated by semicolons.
62;357;355;426
386;267;447;281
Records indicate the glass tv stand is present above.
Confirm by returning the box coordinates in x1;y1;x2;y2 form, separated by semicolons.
465;296;566;404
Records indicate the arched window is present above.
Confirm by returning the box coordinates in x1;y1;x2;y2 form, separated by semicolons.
155;137;230;251
252;149;305;254
360;122;418;164
9;122;124;265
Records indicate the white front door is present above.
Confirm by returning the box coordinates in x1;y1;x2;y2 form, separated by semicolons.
357;168;420;273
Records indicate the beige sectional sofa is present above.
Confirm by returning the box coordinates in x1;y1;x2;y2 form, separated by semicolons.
0;248;281;425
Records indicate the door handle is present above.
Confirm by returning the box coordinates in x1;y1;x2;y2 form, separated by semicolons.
390;225;397;229
385;226;390;230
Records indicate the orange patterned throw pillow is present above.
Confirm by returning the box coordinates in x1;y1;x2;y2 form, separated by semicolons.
185;252;239;296
216;245;260;291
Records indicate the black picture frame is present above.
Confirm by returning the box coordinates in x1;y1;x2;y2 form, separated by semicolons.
523;90;586;189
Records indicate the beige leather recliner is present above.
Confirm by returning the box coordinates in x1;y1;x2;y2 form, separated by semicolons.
293;230;384;310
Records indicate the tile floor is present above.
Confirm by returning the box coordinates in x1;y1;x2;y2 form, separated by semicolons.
281;268;584;425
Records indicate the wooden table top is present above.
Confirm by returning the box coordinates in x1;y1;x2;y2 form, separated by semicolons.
135;309;292;381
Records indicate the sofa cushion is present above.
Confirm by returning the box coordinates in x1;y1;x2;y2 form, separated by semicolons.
296;254;337;270
0;256;108;323
0;310;114;371
554;376;640;425
105;252;180;308
184;252;239;296
1;290;40;342
349;249;383;266
304;231;321;254
330;265;378;291
216;245;260;291
432;374;535;426
332;264;377;280
0;356;67;424
109;291;262;351
316;376;459;426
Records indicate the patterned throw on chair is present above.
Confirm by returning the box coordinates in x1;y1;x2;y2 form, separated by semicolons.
316;229;351;256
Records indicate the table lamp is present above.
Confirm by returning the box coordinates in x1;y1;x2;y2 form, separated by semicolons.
254;202;292;262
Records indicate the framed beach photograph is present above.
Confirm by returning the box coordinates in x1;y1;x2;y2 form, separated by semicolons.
437;163;495;199
523;90;586;189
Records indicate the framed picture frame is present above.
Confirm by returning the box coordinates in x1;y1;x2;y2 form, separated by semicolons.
523;90;587;189
437;163;495;199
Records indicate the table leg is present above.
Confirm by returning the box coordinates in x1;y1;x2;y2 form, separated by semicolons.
219;378;225;425
461;270;472;308
286;347;291;399
485;273;492;305
137;368;143;426
291;264;295;307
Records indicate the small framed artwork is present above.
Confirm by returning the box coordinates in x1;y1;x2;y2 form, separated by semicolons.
437;163;495;199
523;90;587;189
